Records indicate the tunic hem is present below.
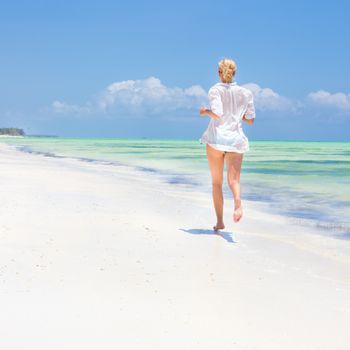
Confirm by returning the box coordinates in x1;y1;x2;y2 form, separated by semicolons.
199;138;249;153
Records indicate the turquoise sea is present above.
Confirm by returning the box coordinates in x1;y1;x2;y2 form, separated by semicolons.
2;137;350;240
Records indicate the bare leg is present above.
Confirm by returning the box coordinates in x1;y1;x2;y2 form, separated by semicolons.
206;144;225;230
225;151;244;222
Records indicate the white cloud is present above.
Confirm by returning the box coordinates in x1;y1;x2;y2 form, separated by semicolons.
97;76;207;113
51;77;208;117
242;83;295;111
307;90;350;110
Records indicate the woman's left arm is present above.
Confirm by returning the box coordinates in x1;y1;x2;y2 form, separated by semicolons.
242;91;256;125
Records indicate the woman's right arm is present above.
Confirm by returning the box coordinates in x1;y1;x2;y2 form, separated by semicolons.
243;114;254;125
199;87;223;120
199;107;221;120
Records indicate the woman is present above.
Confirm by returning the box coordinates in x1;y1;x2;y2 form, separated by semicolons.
199;58;256;231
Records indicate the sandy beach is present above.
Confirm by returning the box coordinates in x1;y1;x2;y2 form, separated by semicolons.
0;142;350;350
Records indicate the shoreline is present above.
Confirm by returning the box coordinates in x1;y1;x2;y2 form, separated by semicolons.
0;142;350;349
3;141;350;257
3;139;350;242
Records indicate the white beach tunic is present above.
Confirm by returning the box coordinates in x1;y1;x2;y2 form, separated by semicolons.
199;81;256;153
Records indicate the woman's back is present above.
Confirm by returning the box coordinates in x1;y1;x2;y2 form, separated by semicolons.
208;82;255;123
199;81;256;153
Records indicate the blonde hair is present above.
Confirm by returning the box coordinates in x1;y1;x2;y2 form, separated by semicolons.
218;58;237;83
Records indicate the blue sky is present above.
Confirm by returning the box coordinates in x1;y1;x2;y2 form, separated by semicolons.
1;0;349;140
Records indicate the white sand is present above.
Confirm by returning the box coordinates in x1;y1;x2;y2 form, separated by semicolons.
0;143;350;350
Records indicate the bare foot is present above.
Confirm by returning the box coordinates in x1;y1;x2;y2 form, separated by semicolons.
213;222;225;231
233;200;243;223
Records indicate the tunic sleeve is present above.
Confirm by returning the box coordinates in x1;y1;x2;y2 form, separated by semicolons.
244;91;256;119
208;87;223;118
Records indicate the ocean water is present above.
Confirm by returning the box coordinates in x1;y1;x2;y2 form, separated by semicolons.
2;137;350;240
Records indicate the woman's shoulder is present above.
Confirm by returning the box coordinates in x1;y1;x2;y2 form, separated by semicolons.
232;83;254;98
208;82;230;95
207;83;222;97
209;82;222;91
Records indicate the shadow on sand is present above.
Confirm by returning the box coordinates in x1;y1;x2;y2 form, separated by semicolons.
179;228;237;243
